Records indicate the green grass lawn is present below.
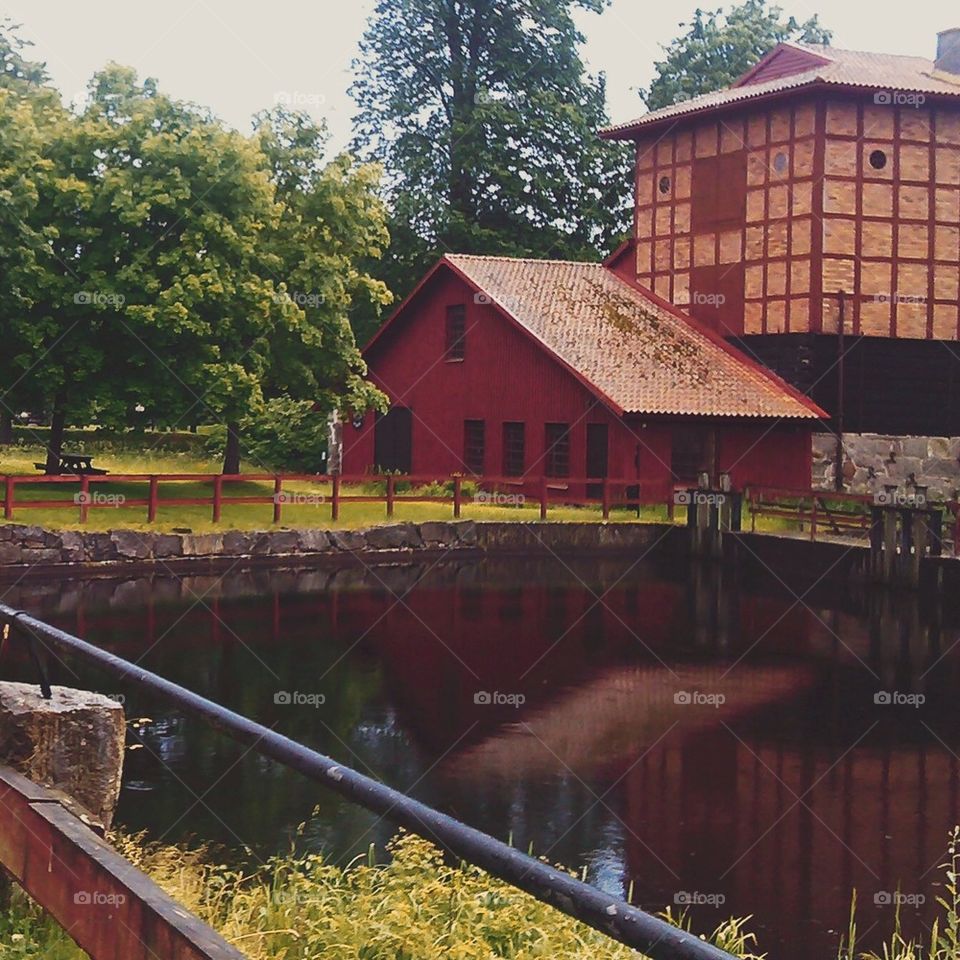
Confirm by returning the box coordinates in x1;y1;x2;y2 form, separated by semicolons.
0;445;677;532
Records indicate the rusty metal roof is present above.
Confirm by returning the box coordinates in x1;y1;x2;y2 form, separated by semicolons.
444;255;822;419
603;42;960;138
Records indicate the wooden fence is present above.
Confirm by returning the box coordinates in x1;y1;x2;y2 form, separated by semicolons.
0;473;676;525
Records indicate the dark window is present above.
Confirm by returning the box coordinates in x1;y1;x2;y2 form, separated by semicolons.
502;422;525;477
544;423;570;478
869;149;888;170
445;305;466;360
463;420;485;474
691;151;747;231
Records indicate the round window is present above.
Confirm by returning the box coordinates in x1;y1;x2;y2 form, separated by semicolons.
869;149;888;170
658;175;671;195
773;151;789;173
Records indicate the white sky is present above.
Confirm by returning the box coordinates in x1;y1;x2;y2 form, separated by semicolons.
3;0;958;153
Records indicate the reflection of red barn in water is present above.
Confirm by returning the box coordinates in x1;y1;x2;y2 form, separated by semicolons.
366;574;960;960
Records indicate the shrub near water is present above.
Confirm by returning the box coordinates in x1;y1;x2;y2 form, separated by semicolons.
0;831;763;959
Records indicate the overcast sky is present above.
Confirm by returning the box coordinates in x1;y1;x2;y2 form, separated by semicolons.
4;0;958;152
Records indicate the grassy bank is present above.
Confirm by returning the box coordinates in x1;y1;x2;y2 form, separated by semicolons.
0;831;762;959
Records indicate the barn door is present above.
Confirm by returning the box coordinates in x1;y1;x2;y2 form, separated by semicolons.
671;425;717;486
585;423;608;499
374;407;413;473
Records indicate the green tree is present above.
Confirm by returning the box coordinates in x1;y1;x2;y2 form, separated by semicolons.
253;107;390;433
642;0;832;110
351;0;632;310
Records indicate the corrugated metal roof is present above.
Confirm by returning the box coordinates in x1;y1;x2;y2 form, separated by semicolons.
444;254;821;419
603;42;960;138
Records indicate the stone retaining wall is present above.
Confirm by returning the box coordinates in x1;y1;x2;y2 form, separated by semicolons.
813;432;960;499
0;520;671;571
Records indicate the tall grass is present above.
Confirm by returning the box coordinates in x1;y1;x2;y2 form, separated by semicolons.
836;827;960;960
0;829;761;959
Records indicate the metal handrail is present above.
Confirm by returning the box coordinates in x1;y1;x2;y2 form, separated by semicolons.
0;602;735;960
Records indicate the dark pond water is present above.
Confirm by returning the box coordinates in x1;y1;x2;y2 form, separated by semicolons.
3;553;959;959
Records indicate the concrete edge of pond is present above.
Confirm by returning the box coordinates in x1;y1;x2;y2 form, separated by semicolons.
0;520;681;580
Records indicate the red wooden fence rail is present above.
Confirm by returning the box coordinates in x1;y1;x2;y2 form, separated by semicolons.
0;472;674;525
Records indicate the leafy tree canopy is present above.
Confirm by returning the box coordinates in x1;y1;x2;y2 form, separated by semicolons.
641;0;832;110
351;0;633;309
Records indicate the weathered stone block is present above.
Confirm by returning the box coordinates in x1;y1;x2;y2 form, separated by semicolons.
364;523;421;550
152;534;183;558
261;531;301;554
181;533;223;556
452;520;478;545
222;530;254;555
110;530;152;560
19;548;62;564
0;542;22;564
418;521;459;546
85;533;117;562
0;682;124;829
59;531;85;562
297;528;331;552
329;529;366;551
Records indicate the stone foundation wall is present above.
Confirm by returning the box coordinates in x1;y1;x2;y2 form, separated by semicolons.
812;433;960;500
0;520;671;571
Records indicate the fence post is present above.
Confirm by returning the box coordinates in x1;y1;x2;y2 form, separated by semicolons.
453;476;462;519
212;474;223;523
4;477;13;521
810;496;818;542
79;475;90;525
386;475;395;518
273;476;283;524
601;478;610;520
147;476;158;523
331;475;340;522
539;477;548;520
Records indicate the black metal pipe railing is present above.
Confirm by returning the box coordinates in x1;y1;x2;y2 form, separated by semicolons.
0;602;736;960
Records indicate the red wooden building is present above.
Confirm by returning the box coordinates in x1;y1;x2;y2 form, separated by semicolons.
341;254;823;494
600;30;960;437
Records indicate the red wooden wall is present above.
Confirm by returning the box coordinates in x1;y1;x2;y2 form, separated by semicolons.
343;266;814;493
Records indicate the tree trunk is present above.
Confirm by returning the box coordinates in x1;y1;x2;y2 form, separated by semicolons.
222;421;241;475
0;412;12;446
45;401;67;474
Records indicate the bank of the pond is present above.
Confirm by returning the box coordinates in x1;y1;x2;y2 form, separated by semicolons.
0;520;678;577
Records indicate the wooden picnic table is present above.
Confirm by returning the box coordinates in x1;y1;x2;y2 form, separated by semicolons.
34;454;109;476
